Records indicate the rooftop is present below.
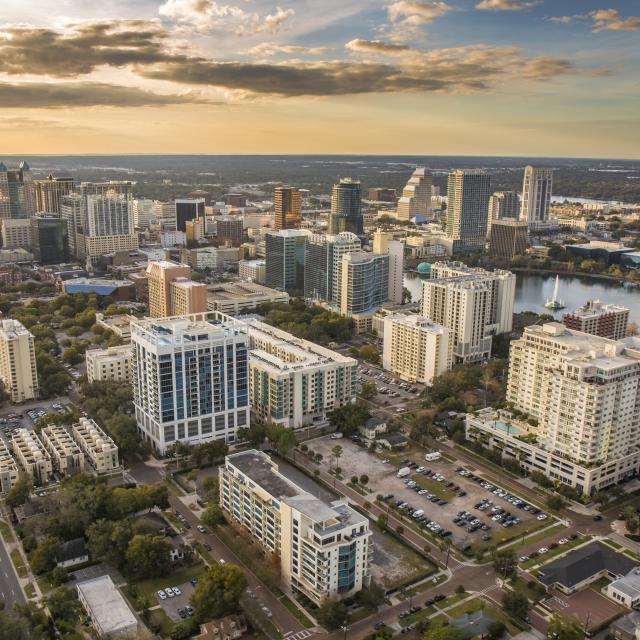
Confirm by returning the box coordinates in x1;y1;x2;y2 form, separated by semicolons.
385;314;449;334
77;575;137;635
610;567;640;599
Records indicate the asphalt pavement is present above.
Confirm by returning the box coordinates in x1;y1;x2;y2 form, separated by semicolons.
0;535;25;610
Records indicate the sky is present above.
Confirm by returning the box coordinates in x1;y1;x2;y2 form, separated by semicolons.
0;0;638;157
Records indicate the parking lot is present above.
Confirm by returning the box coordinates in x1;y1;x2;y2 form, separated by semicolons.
356;364;424;411
0;400;71;444
155;580;198;622
311;436;551;552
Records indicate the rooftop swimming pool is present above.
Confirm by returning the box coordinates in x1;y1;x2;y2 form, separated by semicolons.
494;420;522;435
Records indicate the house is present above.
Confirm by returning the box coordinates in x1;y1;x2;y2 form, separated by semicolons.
360;416;387;442
610;610;640;640
539;542;637;594
377;434;409;450
195;615;247;640
434;411;466;433
56;538;89;568
451;610;497;638
608;567;640;608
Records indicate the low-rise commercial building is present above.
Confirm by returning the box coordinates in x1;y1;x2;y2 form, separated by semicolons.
207;282;289;316
220;450;371;605
608;568;640;608
566;241;634;266
41;424;85;475
238;259;266;284
0;440;19;495
12;429;53;484
86;345;132;383
71;417;120;473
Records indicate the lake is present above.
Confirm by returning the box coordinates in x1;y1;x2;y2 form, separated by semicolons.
404;272;640;324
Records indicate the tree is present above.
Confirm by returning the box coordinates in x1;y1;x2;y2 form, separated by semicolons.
327;403;370;436
5;475;32;508
201;476;219;502
267;425;296;457
316;600;348;631
546;614;584;640
488;621;506;639
331;444;343;472
378;513;388;529
190;564;247;622
46;587;82;632
29;536;60;574
421;625;465;640
455;584;465;595
125;535;171;579
546;494;566;511
359;474;369;486
50;566;69;587
201;504;225;529
360;382;377;400
355;580;385;610
351;476;358;485
493;549;517;578
503;590;529;620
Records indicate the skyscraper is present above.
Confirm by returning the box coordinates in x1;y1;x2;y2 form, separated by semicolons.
396;167;432;221
61;194;83;258
30;215;69;264
146;260;207;317
35;173;75;215
488;219;528;259
487;190;519;237
520;166;553;226
274;186;301;231
339;251;389;317
445;169;491;254
175;198;205;232
131;199;154;230
328;179;363;235
265;229;311;294
0;161;36;220
216;215;245;246
0;319;39;403
372;231;404;304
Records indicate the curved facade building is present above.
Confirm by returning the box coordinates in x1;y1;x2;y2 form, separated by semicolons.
328;179;363;236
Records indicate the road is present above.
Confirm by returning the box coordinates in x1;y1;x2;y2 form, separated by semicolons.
0;534;25;610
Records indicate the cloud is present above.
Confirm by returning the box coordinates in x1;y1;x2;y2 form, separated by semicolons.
248;43;331;56
590;8;640;31
345;39;412;55
548;16;575;24
0;81;203;108
475;0;537;10
388;1;452;25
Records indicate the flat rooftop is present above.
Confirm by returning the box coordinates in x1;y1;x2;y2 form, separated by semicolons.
77;575;137;635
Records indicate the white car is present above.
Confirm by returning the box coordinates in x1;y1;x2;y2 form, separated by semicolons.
558;538;569;545
537;514;548;521
165;587;175;597
157;590;167;600
220;558;226;564
197;525;206;533
519;556;529;562
172;586;182;596
538;547;548;554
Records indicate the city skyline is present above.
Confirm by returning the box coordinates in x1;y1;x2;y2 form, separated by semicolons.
0;0;638;157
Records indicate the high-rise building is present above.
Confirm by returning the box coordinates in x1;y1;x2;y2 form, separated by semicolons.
131;199;154;229
396;168;432;221
274;186;301;231
445;170;491;254
563;300;629;340
367;188;396;203
372;231;405;305
328;179;363;236
1;218;31;249
223;193;247;207
30;215;69;264
265;229;311;294
220;450;371;605
0;319;39;403
146;260;206;317
153;201;176;229
34;173;75;215
304;232;361;302
520;166;553;225
238;259;266;284
216;215;245;246
175;198;205;233
0;161;36;220
61;194;83;258
488;219;528;259
487;191;519;237
382;315;453;385
421;262;515;363
339;251;389;316
131;312;249;454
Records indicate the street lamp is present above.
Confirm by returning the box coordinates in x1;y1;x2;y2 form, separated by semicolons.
341;624;349;640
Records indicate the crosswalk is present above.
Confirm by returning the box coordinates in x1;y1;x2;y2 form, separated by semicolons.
284;630;314;640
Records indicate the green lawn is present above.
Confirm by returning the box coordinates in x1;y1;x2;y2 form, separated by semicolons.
10;549;28;578
521;535;592;570
148;608;175;636
0;520;15;543
400;605;437;627
279;594;314;628
445;597;523;636
435;592;469;610
24;582;36;599
403;573;448;597
129;562;207;600
508;577;546;603
503;523;565;552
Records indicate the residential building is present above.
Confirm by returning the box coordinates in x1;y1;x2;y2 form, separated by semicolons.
0;440;19;495
1;218;31;249
0;161;35;220
60;194;83;258
94;312;135;341
339;251;389;317
56;538;89;568
265;229;311;294
86;345;132;383
520;166;553;226
396;167;432;221
274;186;302;231
131;198;154;229
382;314;453;385
154;200;176;229
220;450;371;605
30;215;69;264
207;282;289;316
34;173;74;215
0;319;39;402
146;260;206;317
328;179;363;236
175;198;205;232
445;169;491;253
367;188;396;203
72;417;119;473
77;575;138;638
185;216;205;243
421;262;515;363
12;429;53;484
611;611;640;640
488;219;528;258
216;215;245;246
372;233;404;305
239;259;266;284
487;191;519;236
608;568;640;608
195;616;247;640
246;319;356;428
563;300;629;341
304;232;361;302
181;246;239;271
360;416;387;442
131;313;249;454
41;424;85;475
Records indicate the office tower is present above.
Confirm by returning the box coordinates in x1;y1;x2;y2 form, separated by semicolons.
520;166;553;225
220;450;371;604
396;167;432;221
185;218;205;243
445;169;491;253
328;179;363;235
35;173;75;214
0;319;39;402
187;189;211;206
274;186;301;231
0;161;36;220
304;232;361;302
265;229;311;294
30;215;69;264
86;345;132;383
216;215;245;246
238;259;266;284
61;194;83;258
1;219;31;249
340;252;389;317
72;416;119;473
131;313;249;454
41;424;85;476
563;300;629;341
487;190;519;237
224;193;247;207
146;260;206;317
367;188;396;203
153;201;176;229
175;198;205;232
421;262;515;363
131;199;154;229
382;315;453;385
488;219;528;259
12;429;52;484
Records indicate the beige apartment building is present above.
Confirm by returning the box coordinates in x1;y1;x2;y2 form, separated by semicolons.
146;260;206;317
72;417;119;473
94;313;135;341
0;319;39;403
0;439;19;495
1;218;31;249
86;345;132;383
170;278;208;316
41;424;85;475
12;429;53;485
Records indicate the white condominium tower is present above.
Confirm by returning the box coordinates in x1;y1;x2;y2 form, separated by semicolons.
372;231;404;305
246;319;356;429
421;262;515;363
382;315;453;385
520;166;553;225
0;319;39;403
131;312;249;454
396;168;432;221
220;450;371;605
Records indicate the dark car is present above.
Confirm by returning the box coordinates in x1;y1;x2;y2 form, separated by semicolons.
434;594;446;602
425;598;435;606
374;622;386;630
177;608;187;619
593;515;603;521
